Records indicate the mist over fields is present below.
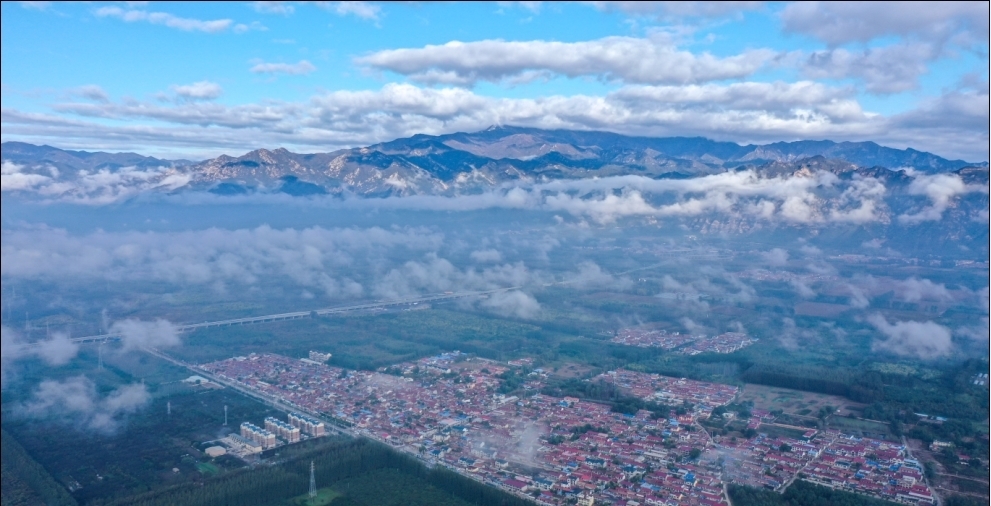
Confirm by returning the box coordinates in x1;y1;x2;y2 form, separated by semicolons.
1;133;988;506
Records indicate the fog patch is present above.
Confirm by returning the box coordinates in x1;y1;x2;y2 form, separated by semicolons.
479;290;540;319
778;318;819;351
899;171;986;224
761;248;789;266
867;314;953;358
470;249;502;263
17;376;150;433
564;261;632;291
110;318;181;352
789;279;817;299
894;277;952;303
34;332;81;366
1;326;81;387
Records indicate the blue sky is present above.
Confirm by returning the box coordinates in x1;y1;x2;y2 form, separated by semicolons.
1;1;988;161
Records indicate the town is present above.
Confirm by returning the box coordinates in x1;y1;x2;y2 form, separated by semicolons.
199;352;935;506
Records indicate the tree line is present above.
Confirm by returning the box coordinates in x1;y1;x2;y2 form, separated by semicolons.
728;480;901;506
1;429;77;506
92;437;534;506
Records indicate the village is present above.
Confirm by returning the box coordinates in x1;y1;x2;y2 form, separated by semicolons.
610;329;758;355
200;352;935;506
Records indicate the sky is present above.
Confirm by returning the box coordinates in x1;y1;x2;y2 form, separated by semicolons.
1;1;988;161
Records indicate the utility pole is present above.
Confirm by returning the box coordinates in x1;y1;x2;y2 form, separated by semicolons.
309;461;317;498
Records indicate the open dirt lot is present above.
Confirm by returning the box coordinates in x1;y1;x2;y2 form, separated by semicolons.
739;383;864;418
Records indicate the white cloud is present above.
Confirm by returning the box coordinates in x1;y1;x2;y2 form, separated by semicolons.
894;277;953;303
480;290;540;319
73;85;110;102
496;1;544;14
867;313;954;358
372;254;533;299
250;60;317;75
790;279;816;299
1;326;79;386
0;160;192;204
1;161;52;191
109;319;182;352
761;248;789;266
324;1;381;20
899;170;987;224
252;1;295;15
94;6;234;33
18;376;151;433
800;43;937;94
18;1;52;10
587;1;764;19
172;81;223;100
0;225;441;298
780;2;989;46
5;78;987;162
470;249;503;263
34;332;81;366
563;261;632;290
357;36;776;86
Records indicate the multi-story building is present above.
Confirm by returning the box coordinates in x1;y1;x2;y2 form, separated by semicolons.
265;416;301;443
240;422;277;449
289;412;326;436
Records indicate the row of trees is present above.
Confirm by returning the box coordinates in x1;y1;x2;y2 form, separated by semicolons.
728;480;901;506
538;378;676;418
0;429;77;506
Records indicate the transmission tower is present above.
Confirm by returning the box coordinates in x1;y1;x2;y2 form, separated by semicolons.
309;461;317;498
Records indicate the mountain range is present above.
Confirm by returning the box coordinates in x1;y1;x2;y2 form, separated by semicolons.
2;127;986;198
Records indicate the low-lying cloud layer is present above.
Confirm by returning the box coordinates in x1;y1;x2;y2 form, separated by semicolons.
868;313;954;358
17;376;151;433
3;326;81;386
1;225;442;297
110;319;182;352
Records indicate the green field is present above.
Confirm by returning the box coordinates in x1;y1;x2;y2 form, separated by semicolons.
289;488;341;506
828;416;894;438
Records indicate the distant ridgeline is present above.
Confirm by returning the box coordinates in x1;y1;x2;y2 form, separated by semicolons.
1;127;986;199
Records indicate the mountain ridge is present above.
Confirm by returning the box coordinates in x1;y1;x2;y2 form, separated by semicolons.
2;127;987;198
